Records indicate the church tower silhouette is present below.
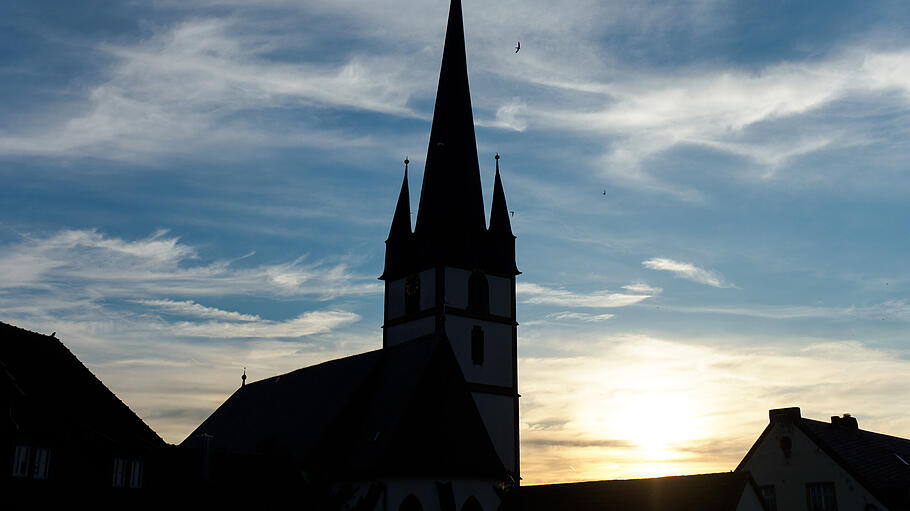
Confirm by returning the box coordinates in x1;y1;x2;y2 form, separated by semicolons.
380;0;520;480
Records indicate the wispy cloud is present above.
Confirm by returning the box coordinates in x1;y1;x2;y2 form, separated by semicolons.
622;283;662;294
134;299;260;322
524;47;910;197
663;299;910;323
170;310;359;338
0;18;425;161
0;229;381;298
642;257;733;288
545;312;615;322
518;282;653;308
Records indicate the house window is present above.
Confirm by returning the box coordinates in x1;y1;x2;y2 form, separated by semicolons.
468;271;489;314
807;483;837;511
112;457;128;487
112;456;144;488
12;445;30;477
405;274;421;315
32;448;50;480
471;326;484;365
129;459;144;488
760;485;777;511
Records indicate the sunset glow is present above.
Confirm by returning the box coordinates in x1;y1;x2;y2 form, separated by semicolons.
6;0;910;487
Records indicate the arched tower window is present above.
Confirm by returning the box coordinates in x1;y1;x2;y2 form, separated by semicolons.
400;494;423;511
462;496;483;511
468;270;489;314
405;274;421;315
471;326;484;365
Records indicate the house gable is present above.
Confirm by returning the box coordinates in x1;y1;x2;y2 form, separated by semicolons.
737;408;890;511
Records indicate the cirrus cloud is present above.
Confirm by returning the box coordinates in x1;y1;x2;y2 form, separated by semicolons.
642;257;733;288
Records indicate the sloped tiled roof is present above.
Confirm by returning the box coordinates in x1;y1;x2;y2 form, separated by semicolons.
182;334;505;479
800;418;910;510
0;321;164;448
736;409;910;511
515;472;759;511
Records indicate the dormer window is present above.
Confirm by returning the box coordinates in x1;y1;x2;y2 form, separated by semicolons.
405;274;421;315
468;270;489;314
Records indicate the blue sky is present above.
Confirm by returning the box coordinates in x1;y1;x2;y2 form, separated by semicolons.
4;0;910;483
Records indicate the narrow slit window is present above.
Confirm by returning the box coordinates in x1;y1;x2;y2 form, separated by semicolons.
471;326;484;365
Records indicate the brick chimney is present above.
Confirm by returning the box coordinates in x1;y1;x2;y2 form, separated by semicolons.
831;413;858;430
769;407;801;424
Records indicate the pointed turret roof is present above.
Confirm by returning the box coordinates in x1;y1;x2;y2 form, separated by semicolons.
388;161;411;241
488;154;513;236
381;160;413;280
415;0;486;239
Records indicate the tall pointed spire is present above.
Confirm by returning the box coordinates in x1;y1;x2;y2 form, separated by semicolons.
488;154;513;236
415;0;486;241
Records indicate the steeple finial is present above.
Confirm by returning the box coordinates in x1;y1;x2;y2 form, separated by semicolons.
241;367;247;387
414;0;485;245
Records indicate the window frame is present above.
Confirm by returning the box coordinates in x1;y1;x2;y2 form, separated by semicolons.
32;447;51;480
806;482;837;511
12;444;30;478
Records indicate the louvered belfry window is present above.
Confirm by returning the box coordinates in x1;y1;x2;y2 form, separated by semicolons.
468;271;489;314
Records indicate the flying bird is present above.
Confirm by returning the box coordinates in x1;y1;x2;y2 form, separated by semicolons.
602;189;607;196
515;41;520;53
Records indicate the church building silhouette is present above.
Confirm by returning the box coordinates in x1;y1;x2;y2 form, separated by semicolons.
183;1;520;509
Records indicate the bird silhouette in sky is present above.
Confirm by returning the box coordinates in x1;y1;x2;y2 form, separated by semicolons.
602;189;607;196
515;41;520;53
